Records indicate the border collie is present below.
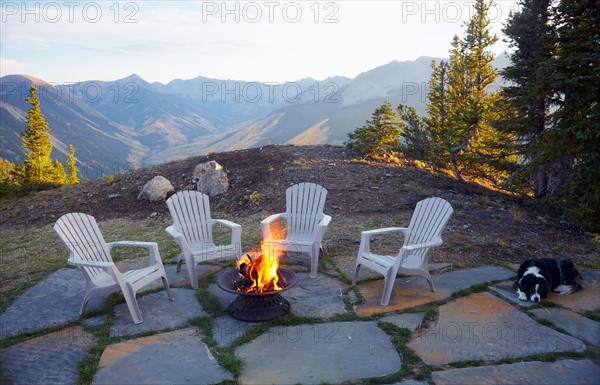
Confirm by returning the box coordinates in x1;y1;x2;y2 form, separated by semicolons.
513;258;583;303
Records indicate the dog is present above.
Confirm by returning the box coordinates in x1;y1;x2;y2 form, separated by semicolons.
513;258;583;303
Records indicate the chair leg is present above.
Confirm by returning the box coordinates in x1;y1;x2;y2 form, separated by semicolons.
380;270;395;306
309;243;320;278
186;256;198;290
425;272;436;292
352;264;361;286
80;297;90;315
162;276;174;301
122;289;143;324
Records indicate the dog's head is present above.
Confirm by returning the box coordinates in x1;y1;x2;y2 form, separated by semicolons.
513;266;549;303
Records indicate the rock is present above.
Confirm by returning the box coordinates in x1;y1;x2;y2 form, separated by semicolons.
137;176;174;201
193;161;229;196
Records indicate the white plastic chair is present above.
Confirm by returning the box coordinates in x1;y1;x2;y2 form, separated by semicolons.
352;197;453;306
166;191;242;289
261;182;332;278
54;213;174;324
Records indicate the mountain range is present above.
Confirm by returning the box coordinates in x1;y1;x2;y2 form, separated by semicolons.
0;55;508;179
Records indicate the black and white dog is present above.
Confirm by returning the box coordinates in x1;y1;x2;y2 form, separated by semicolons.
513;258;583;303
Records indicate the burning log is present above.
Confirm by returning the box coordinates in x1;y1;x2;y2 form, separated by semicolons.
233;252;287;293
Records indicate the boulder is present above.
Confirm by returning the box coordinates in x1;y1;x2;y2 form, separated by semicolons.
193;161;229;196
137;176;174;201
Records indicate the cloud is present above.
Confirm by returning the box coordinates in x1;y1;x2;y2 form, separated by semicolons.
0;57;32;76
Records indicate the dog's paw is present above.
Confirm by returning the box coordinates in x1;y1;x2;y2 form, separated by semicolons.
517;288;527;301
554;285;573;296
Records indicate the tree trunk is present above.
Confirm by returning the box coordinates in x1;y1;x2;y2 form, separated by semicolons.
450;123;478;182
533;170;548;198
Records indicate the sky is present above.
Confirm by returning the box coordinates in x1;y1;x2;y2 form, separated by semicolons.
1;1;520;85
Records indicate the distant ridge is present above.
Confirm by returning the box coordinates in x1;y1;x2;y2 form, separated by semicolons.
0;55;508;178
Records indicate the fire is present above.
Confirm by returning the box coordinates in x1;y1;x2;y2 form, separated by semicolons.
235;221;287;293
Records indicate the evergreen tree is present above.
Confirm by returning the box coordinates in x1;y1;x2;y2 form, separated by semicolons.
20;85;56;187
537;0;600;228
53;159;67;184
444;0;516;183
67;144;79;184
424;60;450;161
502;0;554;197
346;100;402;159
397;104;430;159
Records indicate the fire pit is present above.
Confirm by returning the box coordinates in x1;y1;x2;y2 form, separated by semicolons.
216;267;298;322
217;221;298;321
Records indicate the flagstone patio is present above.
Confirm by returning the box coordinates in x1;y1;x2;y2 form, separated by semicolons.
1;263;599;385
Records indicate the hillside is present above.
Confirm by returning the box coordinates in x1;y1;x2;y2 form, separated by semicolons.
1;145;597;267
3;56;515;172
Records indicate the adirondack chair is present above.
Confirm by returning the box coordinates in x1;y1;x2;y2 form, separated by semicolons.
54;213;173;324
261;182;332;278
352;197;453;306
166;191;242;289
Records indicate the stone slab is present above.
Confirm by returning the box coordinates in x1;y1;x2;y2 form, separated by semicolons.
110;288;205;337
380;312;426;332
355;266;513;316
355;281;451;317
492;271;600;312
212;315;256;347
390;381;429;385
491;281;536;307
93;328;233;385
530;308;600;347
285;272;348;318
0;325;96;385
432;359;600;385
408;292;586;365
429;265;514;292
235;321;401;384
0;268;103;338
116;261;221;288
548;271;600;312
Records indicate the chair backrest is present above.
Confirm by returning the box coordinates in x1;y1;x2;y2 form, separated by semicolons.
54;212;112;280
406;197;453;245
285;183;328;239
167;191;214;247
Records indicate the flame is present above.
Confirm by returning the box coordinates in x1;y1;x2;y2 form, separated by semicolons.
236;220;287;293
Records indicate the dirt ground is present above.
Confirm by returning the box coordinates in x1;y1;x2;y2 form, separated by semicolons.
0;144;598;268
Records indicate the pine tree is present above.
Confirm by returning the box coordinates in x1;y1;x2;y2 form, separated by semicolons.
67;144;79;184
502;0;554;197
537;0;600;228
444;0;515;183
346;100;402;159
53;159;67;184
20;85;55;187
397;104;430;159
424;60;450;161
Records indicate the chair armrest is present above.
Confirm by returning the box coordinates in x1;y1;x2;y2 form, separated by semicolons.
261;213;285;240
362;227;408;237
108;241;157;249
214;219;242;246
107;241;163;266
319;215;332;228
213;219;241;230
166;225;184;239
261;213;284;226
359;227;409;255
402;238;443;252
68;258;113;269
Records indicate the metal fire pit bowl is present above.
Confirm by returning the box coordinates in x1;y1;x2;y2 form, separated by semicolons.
216;268;298;322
